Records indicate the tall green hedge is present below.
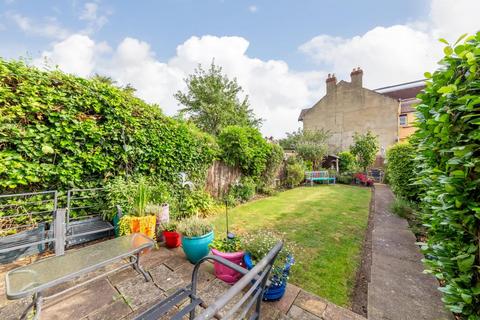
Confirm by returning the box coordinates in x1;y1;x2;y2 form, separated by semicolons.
386;143;417;200
414;33;480;318
217;125;272;179
0;58;217;192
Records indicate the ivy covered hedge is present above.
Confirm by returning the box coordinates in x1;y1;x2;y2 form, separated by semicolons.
0;58;217;192
414;33;480;318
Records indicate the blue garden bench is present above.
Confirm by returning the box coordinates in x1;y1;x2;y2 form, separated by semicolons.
305;171;336;186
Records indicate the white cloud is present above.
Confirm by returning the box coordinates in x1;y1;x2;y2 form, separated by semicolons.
300;0;480;88
34;34;104;77
30;0;480;137
34;34;321;136
248;5;258;13
79;2;109;33
7;12;69;40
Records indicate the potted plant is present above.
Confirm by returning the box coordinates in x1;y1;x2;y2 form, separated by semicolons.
209;236;244;284
177;217;214;264
118;180;157;239
160;220;181;248
242;231;295;301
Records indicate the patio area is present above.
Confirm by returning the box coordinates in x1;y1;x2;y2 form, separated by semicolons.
0;244;365;320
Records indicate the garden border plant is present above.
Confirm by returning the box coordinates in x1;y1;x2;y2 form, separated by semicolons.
413;33;480;318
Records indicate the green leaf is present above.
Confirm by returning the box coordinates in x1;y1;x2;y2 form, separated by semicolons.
444;46;454;56
41;145;54;154
439;38;449;45
457;255;475;272
424;72;432;79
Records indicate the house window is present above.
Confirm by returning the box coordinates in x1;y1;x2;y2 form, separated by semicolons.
399;114;408;126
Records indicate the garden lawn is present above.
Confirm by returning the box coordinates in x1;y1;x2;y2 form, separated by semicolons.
209;184;371;307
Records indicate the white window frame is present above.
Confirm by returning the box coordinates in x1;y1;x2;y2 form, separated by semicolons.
399;114;408;126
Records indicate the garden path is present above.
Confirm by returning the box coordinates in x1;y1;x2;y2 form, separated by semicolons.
0;245;365;320
368;184;452;320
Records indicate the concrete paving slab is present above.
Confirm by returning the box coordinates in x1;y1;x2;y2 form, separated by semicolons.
293;289;328;318
42;279;117;320
87;300;131;320
115;274;164;310
368;184;452;320
271;283;301;314
287;304;322;319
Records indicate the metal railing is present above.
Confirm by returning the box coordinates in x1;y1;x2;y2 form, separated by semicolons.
1;188;115;262
135;241;283;320
0;191;59;262
65;188;113;246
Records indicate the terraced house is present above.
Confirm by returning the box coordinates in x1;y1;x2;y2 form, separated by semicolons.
298;68;424;158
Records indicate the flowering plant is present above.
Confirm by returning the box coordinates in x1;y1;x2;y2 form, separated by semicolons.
241;231;296;286
353;173;374;186
209;236;242;253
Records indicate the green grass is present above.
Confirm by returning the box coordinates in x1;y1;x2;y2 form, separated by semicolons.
209;184;371;307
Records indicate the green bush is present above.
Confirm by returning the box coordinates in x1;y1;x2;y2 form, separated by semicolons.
0;58;217;192
386;143;418;200
178;189;214;219
217;125;271;179
413;33;480;317
337;174;353;185
285;157;304;188
338;151;357;173
258;143;284;192
229;176;256;203
104;175;171;219
390;197;415;219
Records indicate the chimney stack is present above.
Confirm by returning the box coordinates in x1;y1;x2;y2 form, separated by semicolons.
350;67;363;87
326;73;337;95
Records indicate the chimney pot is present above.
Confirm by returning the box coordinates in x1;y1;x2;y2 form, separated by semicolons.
326;73;337;94
350;67;363;87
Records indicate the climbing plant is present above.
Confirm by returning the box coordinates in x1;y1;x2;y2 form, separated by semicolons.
0;58;217;193
413;33;480;318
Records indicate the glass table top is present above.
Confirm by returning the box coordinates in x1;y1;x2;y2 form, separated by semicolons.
6;233;154;298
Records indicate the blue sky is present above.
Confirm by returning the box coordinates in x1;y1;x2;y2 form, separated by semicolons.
0;0;478;136
1;0;427;69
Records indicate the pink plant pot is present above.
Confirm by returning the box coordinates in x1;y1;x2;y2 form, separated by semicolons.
211;248;245;284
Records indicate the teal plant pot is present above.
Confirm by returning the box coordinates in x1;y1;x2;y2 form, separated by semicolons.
181;231;214;264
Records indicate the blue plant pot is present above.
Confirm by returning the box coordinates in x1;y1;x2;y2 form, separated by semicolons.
244;253;290;301
181;230;214;264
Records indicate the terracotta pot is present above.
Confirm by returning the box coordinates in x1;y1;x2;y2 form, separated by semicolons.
211;248;245;284
163;230;181;248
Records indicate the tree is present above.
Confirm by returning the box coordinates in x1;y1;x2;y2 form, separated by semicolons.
338;151;357;173
175;62;261;135
279;129;330;169
350;131;379;172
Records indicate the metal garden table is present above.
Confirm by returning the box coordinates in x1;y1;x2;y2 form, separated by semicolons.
5;233;154;320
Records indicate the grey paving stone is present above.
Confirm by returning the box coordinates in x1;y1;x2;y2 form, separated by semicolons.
42;279;118;320
368;184;452;320
87;300;132;320
0;297;31;320
115;274;164;310
293;290;328;318
287;304;322;320
149;264;184;292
